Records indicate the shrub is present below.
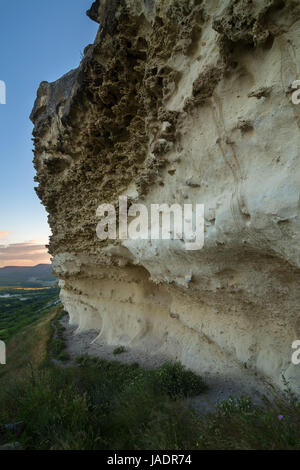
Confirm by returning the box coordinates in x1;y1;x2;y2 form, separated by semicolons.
194;395;300;450
57;352;70;362
51;338;65;358
0;356;299;450
0;359;207;450
50;309;68;360
153;362;207;399
113;346;126;355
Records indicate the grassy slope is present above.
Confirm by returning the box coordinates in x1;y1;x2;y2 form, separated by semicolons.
0;287;59;342
0;307;58;382
0;309;299;450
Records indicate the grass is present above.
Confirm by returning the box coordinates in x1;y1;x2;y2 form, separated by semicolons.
194;393;300;450
50;310;69;361
75;355;207;400
113;346;126;355
0;309;299;450
0;307;58;382
0;355;207;450
0;287;60;343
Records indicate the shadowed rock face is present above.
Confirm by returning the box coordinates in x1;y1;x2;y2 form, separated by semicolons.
31;0;300;394
86;0;102;23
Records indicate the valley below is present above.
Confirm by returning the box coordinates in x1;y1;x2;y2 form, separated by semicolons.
0;286;60;343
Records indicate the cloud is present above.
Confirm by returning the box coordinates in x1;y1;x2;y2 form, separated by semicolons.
0;241;51;267
0;231;9;240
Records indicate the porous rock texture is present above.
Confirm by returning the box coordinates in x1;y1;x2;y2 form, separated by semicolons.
31;0;300;394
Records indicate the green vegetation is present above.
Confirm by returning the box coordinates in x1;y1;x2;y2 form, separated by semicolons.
0;309;299;450
0;356;206;450
113;345;126;355
0;307;58;382
50;310;69;361
154;361;208;399
0;287;60;343
194;393;300;450
75;355;207;400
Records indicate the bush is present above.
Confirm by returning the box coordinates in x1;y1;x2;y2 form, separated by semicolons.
0;359;207;450
57;352;70;362
0;355;299;450
194;395;300;450
113;346;126;355
153;362;207;399
50;309;68;360
51;338;66;359
2;306;299;451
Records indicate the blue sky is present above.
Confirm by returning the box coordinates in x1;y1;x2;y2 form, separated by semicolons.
0;0;98;266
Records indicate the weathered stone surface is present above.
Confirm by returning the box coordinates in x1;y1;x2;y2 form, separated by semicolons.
31;0;300;394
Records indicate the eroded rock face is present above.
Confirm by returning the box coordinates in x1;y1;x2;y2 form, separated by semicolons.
31;0;300;393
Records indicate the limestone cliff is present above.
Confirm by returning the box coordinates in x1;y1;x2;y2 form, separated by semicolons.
31;0;300;393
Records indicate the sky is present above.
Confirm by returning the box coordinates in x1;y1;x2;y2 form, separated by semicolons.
0;0;98;267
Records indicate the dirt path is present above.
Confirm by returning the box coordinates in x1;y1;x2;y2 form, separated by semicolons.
59;315;281;414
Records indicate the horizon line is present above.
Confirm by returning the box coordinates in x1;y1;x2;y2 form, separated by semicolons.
0;263;52;269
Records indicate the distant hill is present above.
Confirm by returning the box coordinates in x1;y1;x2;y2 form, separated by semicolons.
0;264;57;287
